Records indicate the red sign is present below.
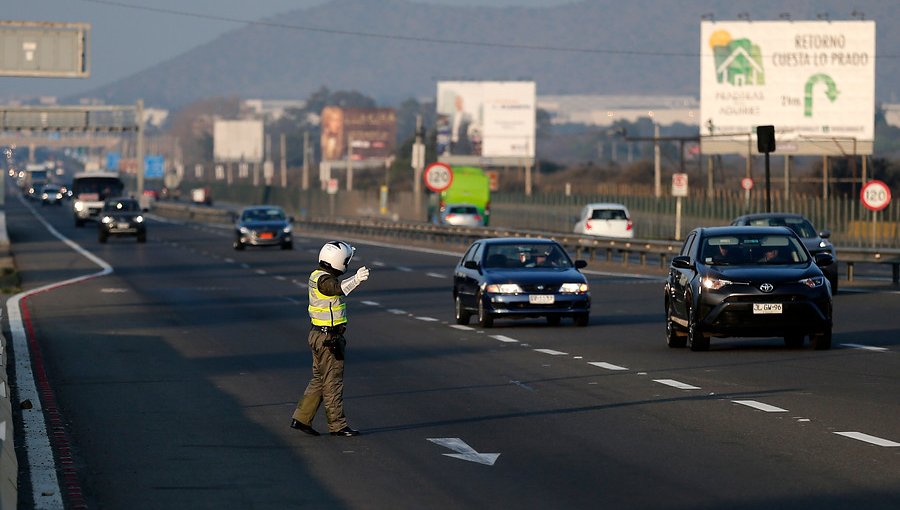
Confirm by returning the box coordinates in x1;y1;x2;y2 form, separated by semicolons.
424;162;453;192
741;177;754;191
861;180;891;211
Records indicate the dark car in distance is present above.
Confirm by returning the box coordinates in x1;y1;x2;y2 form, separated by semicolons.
664;226;834;351
233;206;293;250
730;212;838;293
453;238;591;328
98;197;146;243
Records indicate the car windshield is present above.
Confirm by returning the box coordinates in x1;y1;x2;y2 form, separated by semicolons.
104;199;140;212
483;243;573;269
746;217;818;238
701;234;809;266
242;208;285;221
590;208;628;220
447;205;478;215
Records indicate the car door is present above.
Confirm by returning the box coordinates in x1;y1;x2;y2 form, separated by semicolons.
668;232;697;321
455;242;483;308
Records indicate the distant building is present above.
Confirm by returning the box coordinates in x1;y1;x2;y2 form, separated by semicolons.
537;95;700;127
242;99;307;121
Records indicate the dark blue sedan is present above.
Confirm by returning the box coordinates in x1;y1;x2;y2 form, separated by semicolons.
453;238;591;328
233;206;294;250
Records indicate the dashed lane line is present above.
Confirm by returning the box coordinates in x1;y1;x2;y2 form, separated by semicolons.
588;361;629;371
833;432;900;447
534;349;568;356
841;343;888;352
490;335;519;343
361;300;380;306
416;316;440;322
653;379;701;390
732;400;789;413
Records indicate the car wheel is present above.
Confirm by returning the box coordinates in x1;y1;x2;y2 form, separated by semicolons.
546;315;561;326
687;308;709;351
574;313;589;327
784;333;805;348
666;302;687;348
477;293;493;328
455;295;471;325
812;327;832;350
234;239;245;251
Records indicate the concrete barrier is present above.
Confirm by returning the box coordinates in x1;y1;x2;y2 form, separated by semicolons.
0;210;17;510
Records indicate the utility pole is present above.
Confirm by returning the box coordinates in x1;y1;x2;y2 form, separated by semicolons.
412;114;425;218
280;133;287;188
136;99;144;196
653;123;661;198
346;136;353;191
302;131;310;191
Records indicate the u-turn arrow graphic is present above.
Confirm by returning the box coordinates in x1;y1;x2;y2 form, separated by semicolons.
427;438;501;466
804;73;840;117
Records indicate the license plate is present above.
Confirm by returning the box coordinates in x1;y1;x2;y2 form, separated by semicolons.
117;222;130;229
753;303;782;314
529;294;555;304
259;232;275;239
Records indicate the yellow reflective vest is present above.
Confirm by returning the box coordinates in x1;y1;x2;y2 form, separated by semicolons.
308;269;347;326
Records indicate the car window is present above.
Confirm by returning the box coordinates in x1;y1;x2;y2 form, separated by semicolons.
746;217;818;238
590;208;628;220
484;243;572;269
701;234;808;265
243;208;285;221
448;205;478;215
680;233;696;257
462;242;479;264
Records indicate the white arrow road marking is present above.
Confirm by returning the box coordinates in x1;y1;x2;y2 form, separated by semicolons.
653;379;701;390
427;438;500;466
588;361;629;371
534;349;568;356
834;432;900;447
841;343;888;352
361;301;380;306
733;400;788;413
490;335;518;343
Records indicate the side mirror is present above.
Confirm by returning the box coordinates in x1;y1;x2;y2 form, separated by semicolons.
463;260;479;270
288;216;295;223
671;255;695;270
574;260;588;269
814;253;835;267
818;230;831;239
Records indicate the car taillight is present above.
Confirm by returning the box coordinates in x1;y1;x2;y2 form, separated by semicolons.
626;220;633;230
446;214;455;220
474;215;481;221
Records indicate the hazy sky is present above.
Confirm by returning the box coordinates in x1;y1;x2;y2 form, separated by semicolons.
2;0;575;100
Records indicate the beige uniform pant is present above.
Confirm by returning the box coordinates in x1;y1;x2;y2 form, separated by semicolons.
293;328;347;432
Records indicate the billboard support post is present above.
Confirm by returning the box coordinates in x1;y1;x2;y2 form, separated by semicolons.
653;123;661;199
136;99;144;197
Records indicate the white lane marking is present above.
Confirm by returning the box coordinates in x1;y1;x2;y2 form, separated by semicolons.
841;343;888;352
284;297;302;305
0;380;6;398
653;379;701;390
588;361;629;371
372;261;385;267
732;400;789;413
534;349;568;356
361;300;380;306
490;335;519;343
255;269;267;275
427;438;500;466
450;325;474;331
426;272;447;279
834;432;900;447
0;420;5;442
387;309;407;315
100;288;128;293
224;258;235;263
397;266;413;272
416;316;439;322
240;263;251;269
510;380;535;391
274;275;286;281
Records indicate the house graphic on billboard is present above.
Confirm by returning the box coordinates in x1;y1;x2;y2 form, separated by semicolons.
710;31;765;86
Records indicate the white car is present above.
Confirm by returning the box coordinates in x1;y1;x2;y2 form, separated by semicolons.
440;203;484;227
573;203;634;238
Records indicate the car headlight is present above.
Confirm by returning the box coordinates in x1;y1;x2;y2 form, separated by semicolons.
55;193;63;199
800;276;825;288
135;215;144;223
74;201;85;212
559;283;589;293
239;226;250;234
42;193;49;199
283;225;292;233
702;277;732;290
485;283;523;294
101;216;113;224
818;241;828;248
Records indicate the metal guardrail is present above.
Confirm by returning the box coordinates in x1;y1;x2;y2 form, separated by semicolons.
152;202;900;283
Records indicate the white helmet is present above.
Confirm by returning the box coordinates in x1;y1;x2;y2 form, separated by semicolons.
319;241;355;274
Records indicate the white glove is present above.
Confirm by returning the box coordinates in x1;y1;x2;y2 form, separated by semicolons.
340;266;369;295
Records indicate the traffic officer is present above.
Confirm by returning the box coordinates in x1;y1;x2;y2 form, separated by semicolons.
291;240;369;437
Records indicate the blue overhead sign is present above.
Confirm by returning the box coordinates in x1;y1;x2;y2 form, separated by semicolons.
145;155;164;178
106;152;120;171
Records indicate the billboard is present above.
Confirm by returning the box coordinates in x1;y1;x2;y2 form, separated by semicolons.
700;21;875;156
0;21;90;78
320;107;396;162
436;81;535;159
213;120;264;163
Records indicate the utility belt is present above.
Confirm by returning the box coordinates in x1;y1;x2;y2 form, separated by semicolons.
311;324;346;335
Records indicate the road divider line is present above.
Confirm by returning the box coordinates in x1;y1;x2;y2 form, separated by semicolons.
415;317;440;322
450;325;474;331
588;361;629;371
732;400;788;413
490;335;519;343
534;349;568;356
653;379;701;390
426;272;447;279
387;309;407;315
834;432;900;447
361;301;380;306
397;266;413;272
840;343;888;352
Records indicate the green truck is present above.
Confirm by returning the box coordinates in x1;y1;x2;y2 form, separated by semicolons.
430;165;491;226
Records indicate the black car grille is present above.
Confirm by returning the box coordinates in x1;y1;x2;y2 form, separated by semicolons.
520;284;558;293
724;294;805;303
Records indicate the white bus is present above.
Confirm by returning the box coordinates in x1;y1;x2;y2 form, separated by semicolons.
71;171;124;227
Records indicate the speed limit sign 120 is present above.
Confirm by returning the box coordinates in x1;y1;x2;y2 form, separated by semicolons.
424;162;453;193
861;180;891;212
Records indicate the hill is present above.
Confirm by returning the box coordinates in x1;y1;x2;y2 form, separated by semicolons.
75;0;900;110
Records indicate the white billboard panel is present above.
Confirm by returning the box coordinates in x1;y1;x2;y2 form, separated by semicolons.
436;81;535;159
700;21;875;156
213;120;264;163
